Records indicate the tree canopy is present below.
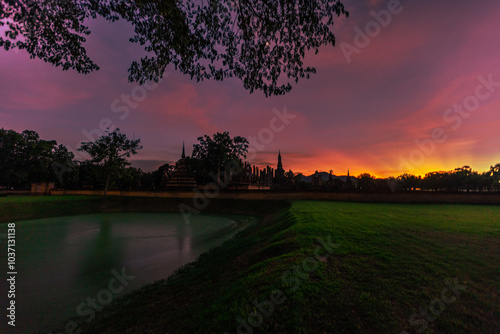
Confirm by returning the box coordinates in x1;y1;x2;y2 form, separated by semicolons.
190;131;248;182
0;0;348;96
356;172;376;192
0;128;75;188
78;128;142;194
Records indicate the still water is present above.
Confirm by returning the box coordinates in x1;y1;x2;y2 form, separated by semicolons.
0;212;254;333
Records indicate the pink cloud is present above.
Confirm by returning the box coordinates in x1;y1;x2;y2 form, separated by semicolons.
2;1;500;176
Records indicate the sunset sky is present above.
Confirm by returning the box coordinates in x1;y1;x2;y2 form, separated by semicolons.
1;0;499;177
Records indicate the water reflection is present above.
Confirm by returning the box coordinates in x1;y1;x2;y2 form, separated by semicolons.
0;213;253;334
77;218;124;288
174;218;191;254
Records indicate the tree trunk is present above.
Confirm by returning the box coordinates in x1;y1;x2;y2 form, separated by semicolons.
104;175;110;196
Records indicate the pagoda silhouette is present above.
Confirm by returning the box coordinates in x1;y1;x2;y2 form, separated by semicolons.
344;169;354;191
166;142;197;189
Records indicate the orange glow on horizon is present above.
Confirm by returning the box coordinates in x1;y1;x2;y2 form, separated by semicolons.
253;154;497;179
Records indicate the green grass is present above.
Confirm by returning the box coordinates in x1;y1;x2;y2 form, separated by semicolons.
0;195;95;203
0;195;286;224
62;200;499;334
0;195;105;223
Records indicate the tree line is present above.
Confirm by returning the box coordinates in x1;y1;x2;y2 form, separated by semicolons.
0;128;142;194
1;128;499;193
396;165;500;192
0;128;250;193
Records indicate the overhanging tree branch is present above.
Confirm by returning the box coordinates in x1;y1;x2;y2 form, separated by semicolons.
1;0;348;96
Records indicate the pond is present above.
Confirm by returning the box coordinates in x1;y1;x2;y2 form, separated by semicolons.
0;212;255;333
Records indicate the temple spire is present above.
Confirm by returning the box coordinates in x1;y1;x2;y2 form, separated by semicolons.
167;141;197;189
345;168;353;190
275;150;284;179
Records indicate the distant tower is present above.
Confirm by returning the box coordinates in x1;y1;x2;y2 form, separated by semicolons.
275;150;285;178
271;150;286;190
345;169;354;190
312;170;321;188
167;142;197;189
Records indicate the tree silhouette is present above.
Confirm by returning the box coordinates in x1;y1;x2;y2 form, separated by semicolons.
356;173;376;192
78;128;142;195
0;128;75;188
1;0;348;96
490;163;500;176
490;163;500;191
191;131;248;183
397;173;421;191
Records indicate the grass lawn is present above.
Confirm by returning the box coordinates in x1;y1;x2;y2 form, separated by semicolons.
61;200;500;334
0;195;96;203
0;195;105;223
0;195;288;224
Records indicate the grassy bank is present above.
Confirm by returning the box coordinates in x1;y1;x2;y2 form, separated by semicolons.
0;195;288;223
60;200;499;334
50;189;500;204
